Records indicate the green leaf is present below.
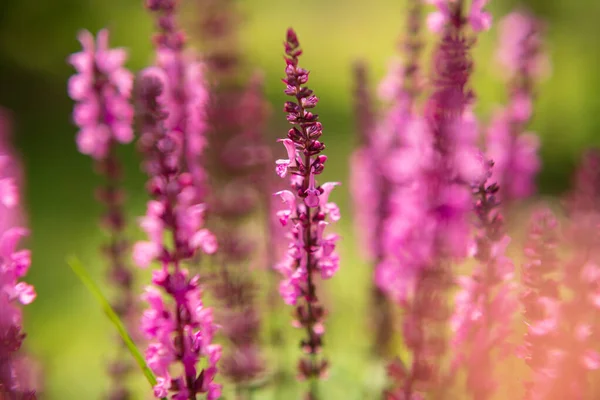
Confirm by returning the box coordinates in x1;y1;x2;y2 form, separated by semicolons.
67;256;166;400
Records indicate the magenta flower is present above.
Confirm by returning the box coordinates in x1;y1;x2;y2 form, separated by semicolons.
68;28;137;399
0;110;36;398
68;29;134;159
384;1;488;397
273;28;340;393
142;0;210;201
426;0;492;33
519;208;563;399
194;0;271;388
351;0;425;359
486;10;547;202
134;71;221;400
496;11;549;77
451;168;518;400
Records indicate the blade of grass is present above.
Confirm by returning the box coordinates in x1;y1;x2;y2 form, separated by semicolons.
67;255;165;400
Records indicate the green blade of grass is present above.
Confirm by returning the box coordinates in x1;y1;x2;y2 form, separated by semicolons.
67;256;166;400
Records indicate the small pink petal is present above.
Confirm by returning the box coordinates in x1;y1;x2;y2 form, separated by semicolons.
15;282;36;304
190;229;218;254
427;11;448;33
133;241;161;268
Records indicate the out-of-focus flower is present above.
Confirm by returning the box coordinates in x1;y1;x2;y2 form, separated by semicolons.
451;168;518;400
134;70;221;400
385;1;488;397
68;29;134;160
0;109;36;399
487;10;548;202
68;29;136;400
426;0;492;33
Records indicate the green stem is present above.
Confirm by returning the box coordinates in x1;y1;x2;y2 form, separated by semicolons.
67;256;167;400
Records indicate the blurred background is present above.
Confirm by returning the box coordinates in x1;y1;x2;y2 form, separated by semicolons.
0;0;599;398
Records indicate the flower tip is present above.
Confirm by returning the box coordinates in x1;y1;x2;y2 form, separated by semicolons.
286;28;297;42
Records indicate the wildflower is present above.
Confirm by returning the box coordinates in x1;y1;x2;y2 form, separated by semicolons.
519;208;562;399
487;11;547;202
351;0;424;359
274;29;340;396
142;0;209;201
385;1;488;397
135;71;221;400
194;1;271;388
68;29;136;400
451;164;518;400
0;109;36;399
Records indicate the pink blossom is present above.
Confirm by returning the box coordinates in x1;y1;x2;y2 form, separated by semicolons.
469;0;492;32
135;66;220;399
274;29;340;384
0;109;35;396
68;29;134;159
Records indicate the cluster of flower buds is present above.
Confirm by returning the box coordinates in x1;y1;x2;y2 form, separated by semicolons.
487;11;547;202
451;162;518;400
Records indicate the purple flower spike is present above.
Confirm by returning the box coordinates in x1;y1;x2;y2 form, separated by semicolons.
451;164;518;400
352;0;425;359
0;109;37;399
135;71;221;400
384;0;488;397
519;208;562;399
194;0;271;389
68;29;134;160
487;10;548;203
68;28;137;400
274;29;340;395
142;0;210;202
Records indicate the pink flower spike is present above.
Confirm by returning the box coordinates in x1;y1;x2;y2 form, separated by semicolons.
0;107;35;395
135;62;220;399
275;29;341;384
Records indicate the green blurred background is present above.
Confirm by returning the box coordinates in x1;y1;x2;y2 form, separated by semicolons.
0;0;599;398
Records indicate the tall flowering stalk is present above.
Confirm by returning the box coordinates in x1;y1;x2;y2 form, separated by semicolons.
67;29;136;400
549;150;600;398
351;0;424;357
209;73;270;393
143;0;209;200
274;29;341;398
518;152;600;399
487;10;547;203
195;0;243;84
0;110;36;399
350;62;394;357
519;208;562;400
451;164;517;400
133;71;221;400
194;0;270;391
383;0;490;397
